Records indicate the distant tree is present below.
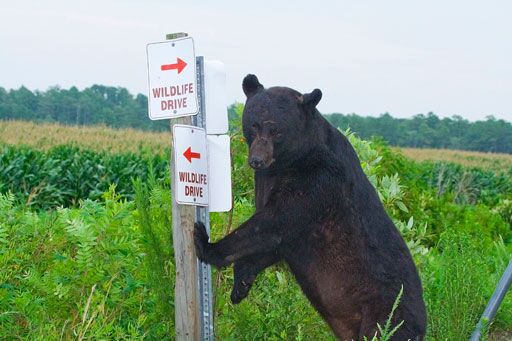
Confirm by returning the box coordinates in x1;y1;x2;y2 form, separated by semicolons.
0;87;8;118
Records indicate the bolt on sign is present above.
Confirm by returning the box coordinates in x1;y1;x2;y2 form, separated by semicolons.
173;124;209;206
146;37;199;120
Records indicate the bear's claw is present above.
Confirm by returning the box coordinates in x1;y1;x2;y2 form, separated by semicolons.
230;279;253;304
194;222;209;262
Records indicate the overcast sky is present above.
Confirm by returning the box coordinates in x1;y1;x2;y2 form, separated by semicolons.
1;0;511;121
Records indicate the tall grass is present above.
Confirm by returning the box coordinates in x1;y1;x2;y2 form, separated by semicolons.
3;120;511;169
132;175;174;334
424;231;488;340
398;147;512;172
0;120;169;154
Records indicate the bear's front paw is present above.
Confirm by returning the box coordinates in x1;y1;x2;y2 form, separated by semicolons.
230;278;254;304
194;222;209;263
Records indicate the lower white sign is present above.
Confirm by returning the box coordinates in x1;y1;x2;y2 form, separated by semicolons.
173;124;209;206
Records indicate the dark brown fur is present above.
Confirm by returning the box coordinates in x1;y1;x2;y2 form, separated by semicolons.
194;75;426;340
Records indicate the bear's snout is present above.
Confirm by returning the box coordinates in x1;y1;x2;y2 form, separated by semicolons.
249;137;274;170
249;157;265;169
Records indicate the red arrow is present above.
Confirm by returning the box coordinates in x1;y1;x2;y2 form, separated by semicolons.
161;57;187;74
183;146;201;163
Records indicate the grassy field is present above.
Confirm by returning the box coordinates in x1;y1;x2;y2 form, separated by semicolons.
0;120;170;154
397;147;512;171
3;120;511;171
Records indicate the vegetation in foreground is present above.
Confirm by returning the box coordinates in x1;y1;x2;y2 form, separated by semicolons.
0;113;511;339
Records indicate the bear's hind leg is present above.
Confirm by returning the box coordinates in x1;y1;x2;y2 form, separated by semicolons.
323;315;360;341
231;252;280;304
358;305;383;341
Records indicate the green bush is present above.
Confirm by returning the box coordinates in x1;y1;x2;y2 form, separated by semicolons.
0;188;170;339
494;199;512;228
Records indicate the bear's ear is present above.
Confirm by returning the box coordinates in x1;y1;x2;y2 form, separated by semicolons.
242;74;264;98
301;89;322;110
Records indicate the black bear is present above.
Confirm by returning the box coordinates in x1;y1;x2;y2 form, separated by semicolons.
194;75;427;340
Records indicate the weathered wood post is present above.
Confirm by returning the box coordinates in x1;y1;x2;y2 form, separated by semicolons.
167;32;200;340
170;126;200;339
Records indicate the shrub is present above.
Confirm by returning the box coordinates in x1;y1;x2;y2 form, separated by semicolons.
0;187;170;339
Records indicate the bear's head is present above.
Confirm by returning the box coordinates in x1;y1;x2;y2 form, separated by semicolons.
242;74;323;171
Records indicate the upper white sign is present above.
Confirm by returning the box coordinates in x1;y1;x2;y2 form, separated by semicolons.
146;37;199;120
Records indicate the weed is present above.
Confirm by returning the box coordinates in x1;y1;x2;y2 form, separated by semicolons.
364;286;404;341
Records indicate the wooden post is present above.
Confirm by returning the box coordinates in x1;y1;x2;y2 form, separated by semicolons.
171;117;200;340
168;32;201;340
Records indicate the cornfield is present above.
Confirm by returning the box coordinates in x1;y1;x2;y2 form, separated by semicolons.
0;144;168;209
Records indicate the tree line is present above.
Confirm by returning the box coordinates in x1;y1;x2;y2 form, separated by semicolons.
324;113;512;153
1;85;511;153
0;85;168;131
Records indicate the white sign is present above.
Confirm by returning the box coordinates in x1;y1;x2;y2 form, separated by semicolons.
204;60;229;134
173;125;209;206
207;135;232;212
146;37;199;120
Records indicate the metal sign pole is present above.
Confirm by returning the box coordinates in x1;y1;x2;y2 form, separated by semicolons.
194;56;214;340
470;259;512;340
